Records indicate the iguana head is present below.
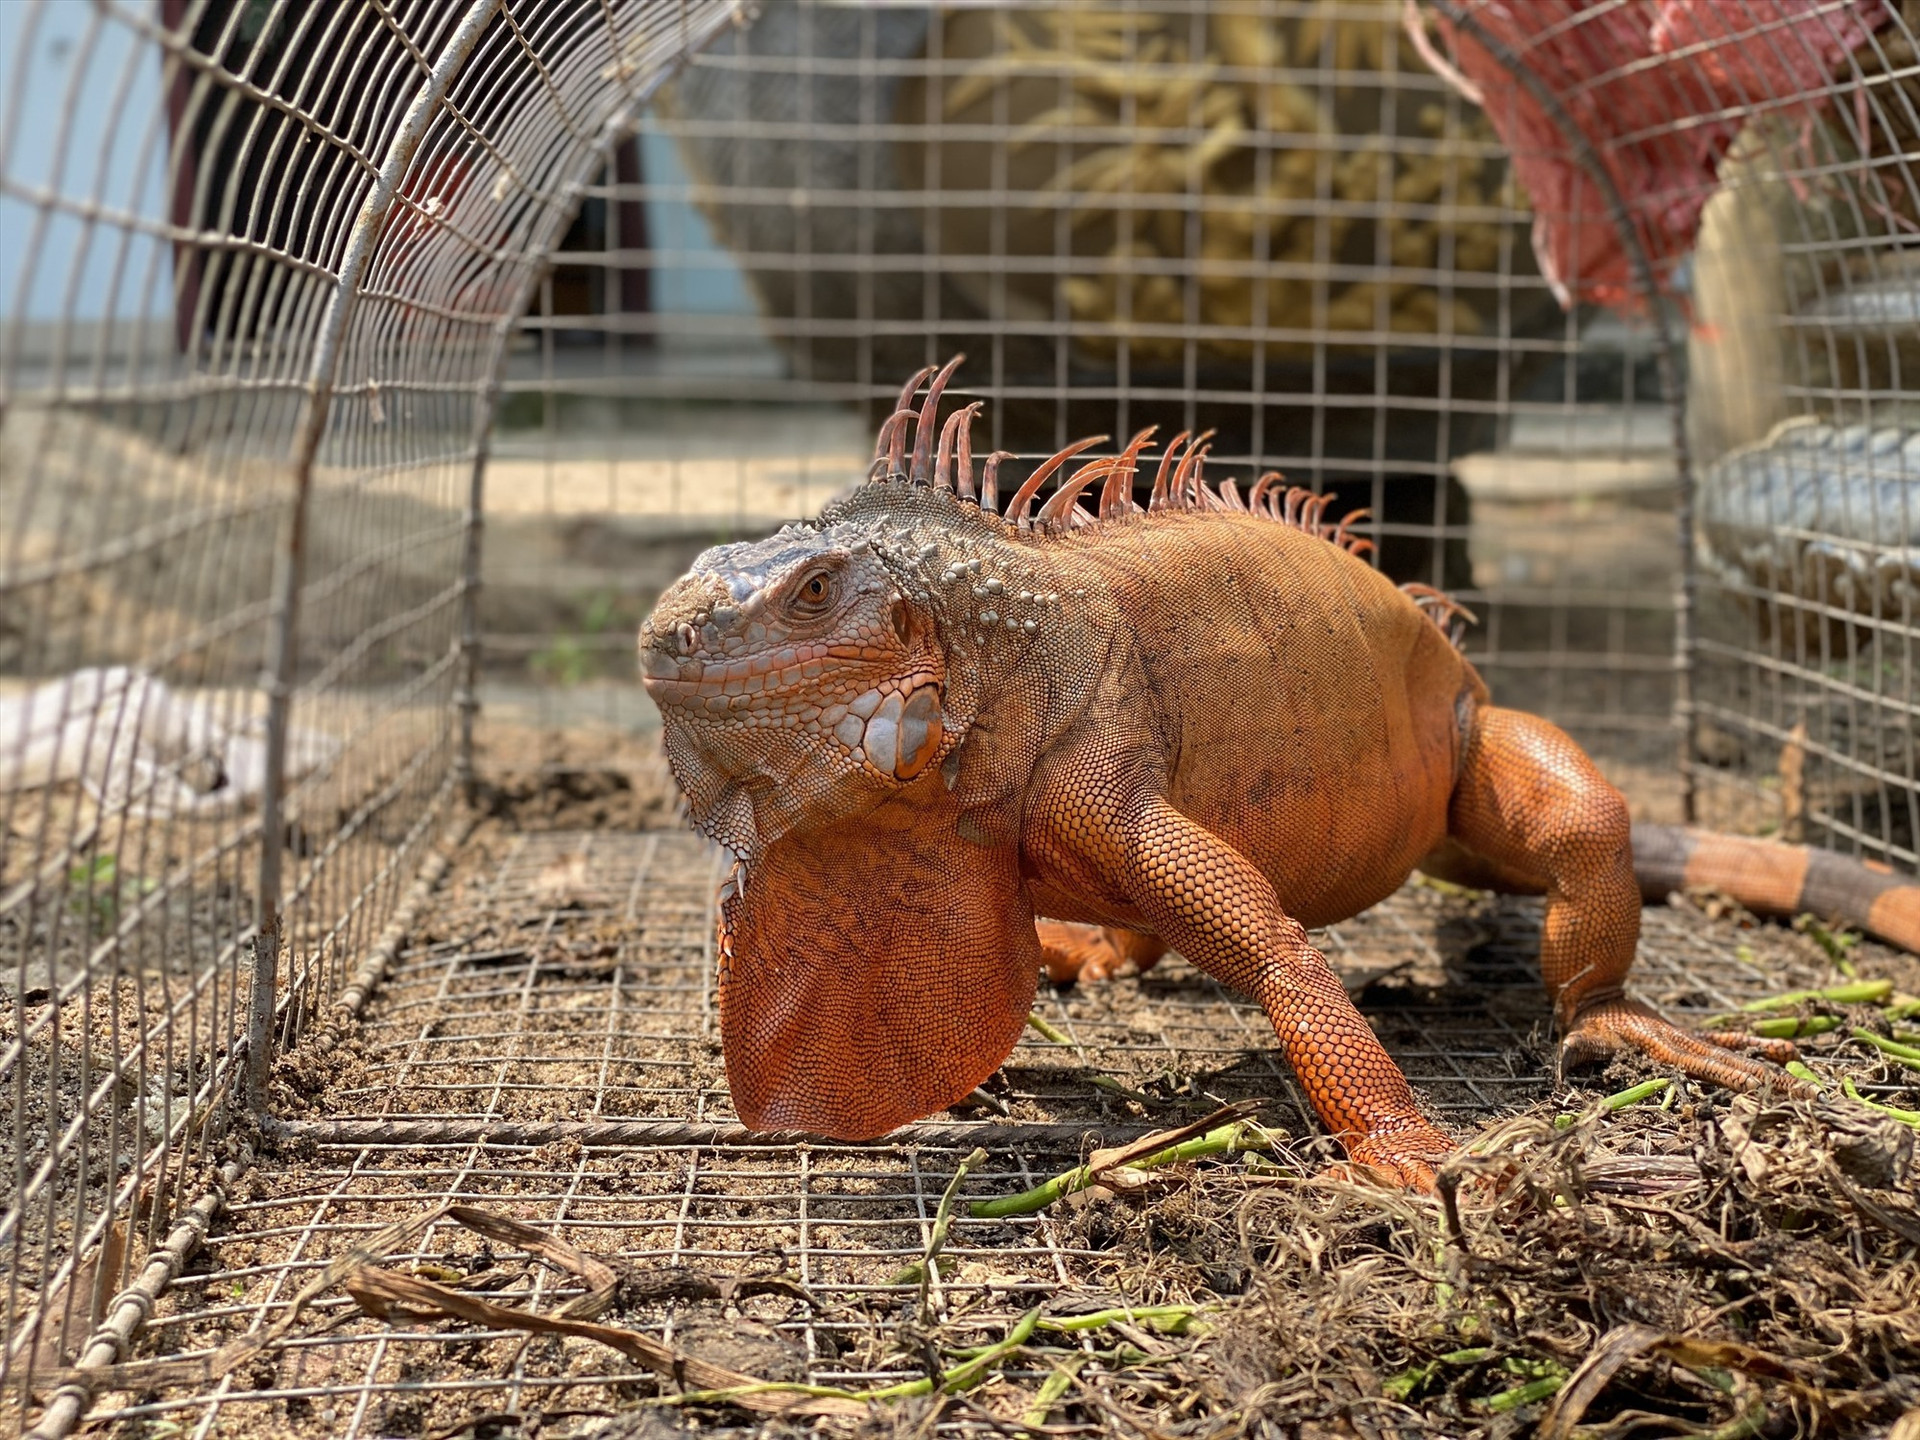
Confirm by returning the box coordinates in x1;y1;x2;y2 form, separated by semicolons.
641;356;1154;864
639;521;952;858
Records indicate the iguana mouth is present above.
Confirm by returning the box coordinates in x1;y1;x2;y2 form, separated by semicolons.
641;646;831;713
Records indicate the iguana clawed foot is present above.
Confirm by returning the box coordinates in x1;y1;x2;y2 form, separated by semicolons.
1037;920;1166;985
1559;996;1812;1095
1330;1120;1457;1193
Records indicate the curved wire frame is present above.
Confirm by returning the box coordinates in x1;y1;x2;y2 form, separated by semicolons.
0;2;740;1430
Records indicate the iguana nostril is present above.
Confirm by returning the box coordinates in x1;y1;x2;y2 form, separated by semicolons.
676;622;698;655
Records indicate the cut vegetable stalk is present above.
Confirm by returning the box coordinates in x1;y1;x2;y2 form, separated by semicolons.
1553;1077;1672;1130
1841;1076;1920;1126
1479;1375;1566;1412
900;1147;987;1313
970;1121;1265;1218
670;1307;1045;1408
1021;1360;1084;1427
1850;1028;1920;1071
1739;979;1890;1012
1025;1012;1073;1046
1038;1304;1203;1335
1707;1013;1839;1040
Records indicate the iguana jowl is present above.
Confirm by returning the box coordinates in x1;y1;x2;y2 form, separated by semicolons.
640;357;1914;1187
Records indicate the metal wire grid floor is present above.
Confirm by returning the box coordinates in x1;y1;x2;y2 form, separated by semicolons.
312;831;1829;1134
82;828;1839;1438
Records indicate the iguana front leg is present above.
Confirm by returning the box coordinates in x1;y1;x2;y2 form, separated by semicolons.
1032;788;1454;1188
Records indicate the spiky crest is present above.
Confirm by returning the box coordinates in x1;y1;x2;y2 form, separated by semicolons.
1006;436;1107;526
1149;431;1189;512
849;357;1470;628
1399;583;1479;649
909;355;966;484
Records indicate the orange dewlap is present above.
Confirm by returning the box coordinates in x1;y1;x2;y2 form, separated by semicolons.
717;777;1040;1138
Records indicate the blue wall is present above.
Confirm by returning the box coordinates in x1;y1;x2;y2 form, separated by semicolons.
0;0;174;323
636;119;759;320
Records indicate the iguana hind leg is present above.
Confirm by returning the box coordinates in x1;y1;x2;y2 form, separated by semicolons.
1037;920;1167;984
1444;707;1803;1092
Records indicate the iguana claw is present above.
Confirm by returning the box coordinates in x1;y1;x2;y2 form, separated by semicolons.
1332;1124;1456;1193
1560;997;1812;1095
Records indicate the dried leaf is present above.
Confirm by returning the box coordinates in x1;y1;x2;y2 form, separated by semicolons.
1541;1323;1811;1440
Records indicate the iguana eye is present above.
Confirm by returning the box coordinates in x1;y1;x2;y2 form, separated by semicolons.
791;569;834;614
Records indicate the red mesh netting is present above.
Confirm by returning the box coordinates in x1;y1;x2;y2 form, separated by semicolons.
1430;0;1891;308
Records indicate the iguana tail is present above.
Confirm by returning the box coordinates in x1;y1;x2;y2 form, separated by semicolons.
1632;824;1920;954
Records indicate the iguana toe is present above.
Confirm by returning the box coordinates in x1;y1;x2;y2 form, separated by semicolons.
1037;921;1167;984
1038;920;1127;984
1560;997;1814;1096
1333;1123;1456;1193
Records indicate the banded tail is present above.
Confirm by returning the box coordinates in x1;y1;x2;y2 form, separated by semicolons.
1632;825;1919;954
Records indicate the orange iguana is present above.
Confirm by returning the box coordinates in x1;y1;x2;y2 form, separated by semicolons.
639;357;1920;1188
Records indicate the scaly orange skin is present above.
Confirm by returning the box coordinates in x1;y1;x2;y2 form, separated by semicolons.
640;358;1803;1189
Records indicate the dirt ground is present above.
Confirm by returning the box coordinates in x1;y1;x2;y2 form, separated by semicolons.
19;757;1911;1440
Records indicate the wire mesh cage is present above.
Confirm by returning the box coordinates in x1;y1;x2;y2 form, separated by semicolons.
0;0;744;1428
1;1;1916;1437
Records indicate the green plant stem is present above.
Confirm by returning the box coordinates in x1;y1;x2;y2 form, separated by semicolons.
1037;1304;1202;1335
1740;979;1890;1013
669;1307;1043;1408
936;1307;1043;1393
1553;1077;1672;1130
1383;1346;1497;1402
893;1147;987;1301
969;1124;1262;1219
1382;1362;1435;1401
1479;1375;1565;1412
1022;1360;1083;1427
1694;1398;1769;1440
1884;996;1920;1022
1841;1076;1920;1126
1025;1012;1073;1046
1850;1028;1920;1071
1708;1013;1840;1039
1791;915;1860;970
1414;873;1485;899
1784;1060;1824;1089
